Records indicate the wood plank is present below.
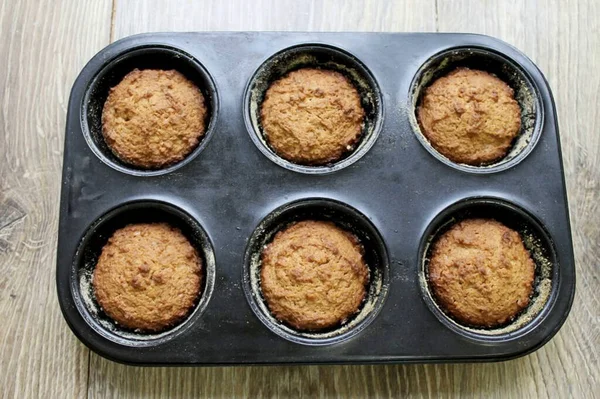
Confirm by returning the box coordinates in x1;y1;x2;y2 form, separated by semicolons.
0;1;112;398
111;0;435;36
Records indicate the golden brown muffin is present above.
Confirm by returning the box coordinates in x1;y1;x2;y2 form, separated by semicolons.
260;220;369;331
417;67;521;165
260;68;365;165
93;223;202;332
102;69;207;169
428;218;535;328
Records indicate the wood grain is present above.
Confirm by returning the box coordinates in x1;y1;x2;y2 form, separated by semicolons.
0;0;112;398
1;0;598;397
111;0;436;36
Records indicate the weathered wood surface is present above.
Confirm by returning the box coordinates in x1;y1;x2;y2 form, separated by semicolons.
0;0;112;398
1;0;598;397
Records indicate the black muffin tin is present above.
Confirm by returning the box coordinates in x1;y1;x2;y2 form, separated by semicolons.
57;32;575;365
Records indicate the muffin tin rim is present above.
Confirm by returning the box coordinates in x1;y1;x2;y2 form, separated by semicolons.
243;42;385;175
80;44;221;177
407;45;545;174
69;198;217;347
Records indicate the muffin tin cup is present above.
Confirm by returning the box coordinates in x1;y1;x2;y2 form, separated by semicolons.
70;199;216;347
409;46;544;173
57;32;575;365
244;43;384;174
82;45;220;176
418;197;558;343
242;198;390;346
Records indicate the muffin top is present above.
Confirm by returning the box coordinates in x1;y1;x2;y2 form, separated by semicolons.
260;68;365;165
417;67;521;165
102;69;207;169
260;220;369;331
93;223;202;332
428;218;535;328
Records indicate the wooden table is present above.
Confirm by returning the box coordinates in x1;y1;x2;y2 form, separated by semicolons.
1;1;598;397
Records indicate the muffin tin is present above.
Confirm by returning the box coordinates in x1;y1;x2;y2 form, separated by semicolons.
57;32;575;365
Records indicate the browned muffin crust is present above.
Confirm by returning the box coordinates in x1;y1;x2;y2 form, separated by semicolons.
92;223;202;332
260;68;365;165
428;218;535;328
260;220;369;331
417;67;521;165
102;69;207;169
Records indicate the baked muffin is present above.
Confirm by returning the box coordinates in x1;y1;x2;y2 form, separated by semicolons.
102;69;207;169
428;218;535;328
260;220;369;331
260;68;365;165
93;223;202;332
417;67;521;165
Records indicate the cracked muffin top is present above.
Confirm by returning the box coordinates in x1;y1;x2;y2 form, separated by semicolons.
102;69;207;169
428;218;535;328
93;223;202;332
260;220;369;331
260;68;365;165
417;67;521;165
